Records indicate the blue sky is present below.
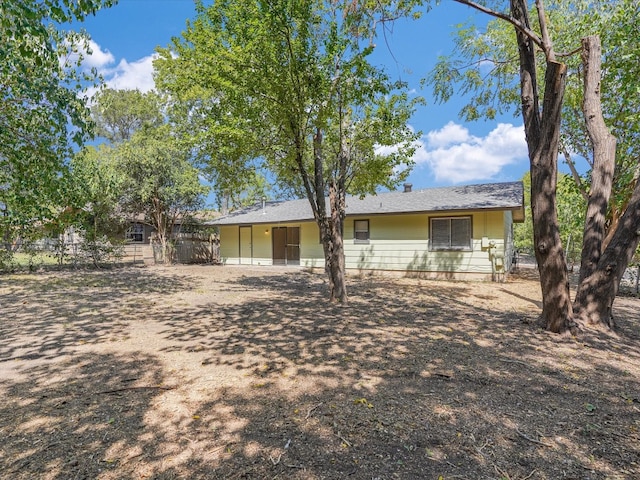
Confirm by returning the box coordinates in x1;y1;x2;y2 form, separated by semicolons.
72;0;531;193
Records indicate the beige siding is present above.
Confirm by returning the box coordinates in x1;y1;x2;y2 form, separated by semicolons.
219;210;510;276
300;222;324;269
221;222;320;266
251;225;273;265
343;211;505;275
219;226;240;264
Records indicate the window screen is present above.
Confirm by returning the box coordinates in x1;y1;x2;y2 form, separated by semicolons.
430;217;471;250
354;219;369;242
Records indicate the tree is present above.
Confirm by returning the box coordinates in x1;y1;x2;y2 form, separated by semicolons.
155;0;420;302
91;88;164;143
514;172;586;267
87;88;209;263
554;1;640;250
69;145;127;265
0;0;115;246
428;0;640;332
117;125;208;263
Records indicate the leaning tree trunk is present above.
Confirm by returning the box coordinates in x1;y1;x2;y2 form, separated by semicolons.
572;36;623;328
576;36;617;286
511;0;574;333
574;179;640;326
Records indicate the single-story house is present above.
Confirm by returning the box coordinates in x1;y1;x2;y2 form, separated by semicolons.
124;211;220;264
209;181;525;279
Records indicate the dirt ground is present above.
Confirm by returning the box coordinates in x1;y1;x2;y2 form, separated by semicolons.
0;264;639;480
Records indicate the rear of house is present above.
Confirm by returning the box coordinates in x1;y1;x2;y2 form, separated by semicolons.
211;182;525;280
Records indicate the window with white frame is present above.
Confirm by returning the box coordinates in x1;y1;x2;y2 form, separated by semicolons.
354;219;370;243
430;216;472;250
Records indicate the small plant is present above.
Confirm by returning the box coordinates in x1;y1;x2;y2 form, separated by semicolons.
0;248;18;272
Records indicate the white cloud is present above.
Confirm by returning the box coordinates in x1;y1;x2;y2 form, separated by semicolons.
77;40;157;97
417;122;527;183
82;40;116;69
102;54;158;92
426;121;471;148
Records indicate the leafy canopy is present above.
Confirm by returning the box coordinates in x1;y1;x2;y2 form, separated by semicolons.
427;0;640;218
0;0;115;240
154;0;422;204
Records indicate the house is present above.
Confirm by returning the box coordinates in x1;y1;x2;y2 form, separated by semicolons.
124;211;220;264
209;182;525;280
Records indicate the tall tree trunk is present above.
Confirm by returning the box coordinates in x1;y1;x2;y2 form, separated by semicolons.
574;178;640;326
325;181;347;303
311;128;348;303
152;197;169;264
510;0;573;333
530;61;574;333
576;36;617;286
572;35;622;327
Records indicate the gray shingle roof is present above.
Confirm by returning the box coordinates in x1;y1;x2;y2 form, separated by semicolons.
209;181;524;225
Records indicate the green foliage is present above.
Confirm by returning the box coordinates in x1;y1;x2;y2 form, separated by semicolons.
427;0;640;225
154;0;421;204
116;124;208;262
425;15;522;122
513;172;532;253
0;249;19;273
91;89;164;143
0;0;115;247
117;125;207;218
514;172;586;263
68;145;128;264
556;175;588;266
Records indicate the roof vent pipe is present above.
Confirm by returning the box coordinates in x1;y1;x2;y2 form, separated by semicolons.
403;183;412;193
262;196;266;214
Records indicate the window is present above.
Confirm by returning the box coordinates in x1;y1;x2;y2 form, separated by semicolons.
126;223;144;243
354;219;369;243
430;216;472;250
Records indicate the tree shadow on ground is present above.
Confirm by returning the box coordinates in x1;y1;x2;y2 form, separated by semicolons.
0;266;638;479
0;352;170;480
0;268;194;366
152;270;640;478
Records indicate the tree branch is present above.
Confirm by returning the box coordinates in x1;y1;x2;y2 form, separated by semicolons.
535;0;555;61
559;143;588;202
453;0;543;50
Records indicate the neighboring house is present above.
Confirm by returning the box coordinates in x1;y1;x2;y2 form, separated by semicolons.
124;212;220;264
209;181;525;280
125;221;154;244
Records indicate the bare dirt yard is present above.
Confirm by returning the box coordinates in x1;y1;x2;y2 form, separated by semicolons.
0;265;639;480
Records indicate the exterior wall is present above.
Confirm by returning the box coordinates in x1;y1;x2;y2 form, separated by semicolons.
219;224;277;265
219;225;241;264
220;223;322;266
300;222;324;268
218;210;511;278
252;224;274;265
342;211;506;278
